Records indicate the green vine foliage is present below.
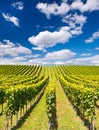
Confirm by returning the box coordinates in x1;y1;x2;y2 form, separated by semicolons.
4;76;49;117
46;81;56;123
59;76;98;121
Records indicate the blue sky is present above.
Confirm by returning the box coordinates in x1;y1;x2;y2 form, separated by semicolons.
0;0;99;65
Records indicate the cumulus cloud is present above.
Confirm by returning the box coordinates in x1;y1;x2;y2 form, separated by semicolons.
0;39;32;57
36;2;70;19
80;53;91;56
0;57;29;65
32;46;47;52
35;0;98;50
36;0;99;19
28;13;86;50
0;39;34;64
62;13;87;27
0;42;98;65
71;55;99;65
85;30;99;43
28;49;76;65
32;54;41;58
28;29;72;50
62;13;87;35
13;56;26;61
12;1;24;10
45;49;76;61
2;13;19;27
95;47;99;50
27;50;99;65
71;0;99;12
34;1;89;52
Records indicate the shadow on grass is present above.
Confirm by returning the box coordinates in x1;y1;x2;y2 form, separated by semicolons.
11;88;45;130
0;112;2;116
96;103;99;109
68;98;97;130
60;85;97;130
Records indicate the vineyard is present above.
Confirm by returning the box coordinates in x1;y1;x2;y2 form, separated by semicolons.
0;65;99;130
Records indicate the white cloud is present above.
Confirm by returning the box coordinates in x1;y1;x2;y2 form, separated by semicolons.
32;46;47;52
85;38;93;43
85;30;99;43
13;56;26;61
0;39;32;57
36;2;70;19
0;42;98;65
27;50;99;65
28;59;43;65
35;1;88;52
44;25;55;29
62;0;68;2
93;31;99;38
62;13;87;28
71;0;83;11
36;0;99;19
28;49;76;65
12;1;24;10
45;49;76;61
80;53;91;56
1;39;15;47
28;13;86;51
0;57;29;65
32;54;41;58
95;47;99;50
53;61;65;65
71;55;99;65
71;0;99;12
0;39;34;64
2;13;19;27
62;13;87;36
70;28;83;35
28;29;72;50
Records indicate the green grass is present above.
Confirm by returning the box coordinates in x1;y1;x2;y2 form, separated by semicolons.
56;81;88;130
0;114;5;130
17;93;48;130
0;103;6;130
95;106;99;130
